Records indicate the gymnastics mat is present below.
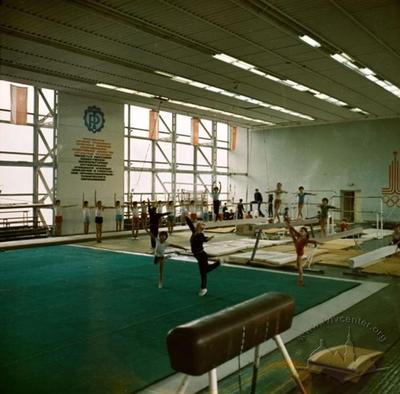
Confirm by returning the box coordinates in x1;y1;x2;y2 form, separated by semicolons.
0;245;359;394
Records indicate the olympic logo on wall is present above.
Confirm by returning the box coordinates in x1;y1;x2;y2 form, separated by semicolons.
382;151;400;207
383;195;400;207
83;105;105;133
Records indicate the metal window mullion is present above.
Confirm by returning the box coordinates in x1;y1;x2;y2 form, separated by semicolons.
151;139;156;200
199;119;212;139
198;146;213;168
38;89;54;117
211;121;217;185
171;113;177;203
53;90;58;205
155;173;168;194
33;88;40;229
127;105;131;202
159;114;172;133
193;144;198;201
156;141;172;166
37;127;54;159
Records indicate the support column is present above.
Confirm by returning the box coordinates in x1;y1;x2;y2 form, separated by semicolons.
211;121;217;186
33;88;39;229
171;113;177;203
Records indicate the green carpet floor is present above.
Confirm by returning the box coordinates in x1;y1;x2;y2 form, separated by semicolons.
0;245;359;394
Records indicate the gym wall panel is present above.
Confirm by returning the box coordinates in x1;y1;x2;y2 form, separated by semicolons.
57;93;124;234
231;118;400;222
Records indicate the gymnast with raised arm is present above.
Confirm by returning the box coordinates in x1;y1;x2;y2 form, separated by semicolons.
285;218;320;287
266;183;288;222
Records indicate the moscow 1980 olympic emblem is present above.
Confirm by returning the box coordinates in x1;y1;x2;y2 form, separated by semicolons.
83;106;105;133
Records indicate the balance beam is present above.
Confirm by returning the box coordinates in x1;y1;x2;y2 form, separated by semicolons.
253;218;319;230
317;227;364;243
350;244;399;269
167;293;307;394
204;218;267;229
248;219;319;262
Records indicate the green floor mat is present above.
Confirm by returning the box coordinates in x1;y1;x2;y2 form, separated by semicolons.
0;245;359;394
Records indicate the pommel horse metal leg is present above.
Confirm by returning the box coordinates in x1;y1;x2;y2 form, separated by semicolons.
250;345;260;394
167;293;297;394
177;375;190;394
249;229;262;263
273;335;307;394
208;368;218;394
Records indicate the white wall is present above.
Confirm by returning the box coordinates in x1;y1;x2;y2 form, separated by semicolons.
57;93;124;234
229;118;400;222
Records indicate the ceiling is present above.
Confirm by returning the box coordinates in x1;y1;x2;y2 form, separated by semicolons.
1;0;399;128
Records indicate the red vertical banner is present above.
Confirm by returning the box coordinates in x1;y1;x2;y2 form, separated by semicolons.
10;84;28;125
149;110;159;140
230;126;237;151
191;117;200;146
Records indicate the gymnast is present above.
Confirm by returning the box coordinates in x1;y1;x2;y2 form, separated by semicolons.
319;198;336;236
185;216;220;296
148;199;170;249
285;219;319;287
145;228;186;288
266;183;288;222
296;186;315;219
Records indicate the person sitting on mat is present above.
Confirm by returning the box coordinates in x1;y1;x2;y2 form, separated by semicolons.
285;218;319;287
185;216;220;296
145;228;186;288
391;224;400;246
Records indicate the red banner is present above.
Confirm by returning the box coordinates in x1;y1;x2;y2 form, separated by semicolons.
191;117;200;145
149;110;159;140
10;84;28;125
230;126;237;151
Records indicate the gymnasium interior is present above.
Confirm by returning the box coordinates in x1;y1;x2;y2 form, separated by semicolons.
1;1;399;393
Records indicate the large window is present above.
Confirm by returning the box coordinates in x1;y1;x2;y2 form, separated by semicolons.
124;105;231;204
0;80;56;230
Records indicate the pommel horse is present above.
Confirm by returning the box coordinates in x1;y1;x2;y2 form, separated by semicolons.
167;292;307;393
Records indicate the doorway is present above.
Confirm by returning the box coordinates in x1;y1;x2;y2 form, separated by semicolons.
340;190;361;222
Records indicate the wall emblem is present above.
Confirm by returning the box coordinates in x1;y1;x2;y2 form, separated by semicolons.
382;151;400;207
83;106;105;133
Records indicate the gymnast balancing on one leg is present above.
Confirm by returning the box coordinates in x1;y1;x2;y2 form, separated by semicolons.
145;228;186;288
285;219;319;287
185;216;220;296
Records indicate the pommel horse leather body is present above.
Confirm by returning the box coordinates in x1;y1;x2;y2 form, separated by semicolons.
167;292;294;375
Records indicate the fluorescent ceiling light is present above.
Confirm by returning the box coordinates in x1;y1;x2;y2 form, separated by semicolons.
233;60;254;70
249;68;266;77
212;53;371;114
213;53;237;63
97;82;155;98
350;108;369;115
169;99;275;125
96;83;118;90
96;82;274;125
265;74;281;82
155;70;313;121
299;34;321;48
360;67;375;76
330;50;400;99
117;87;136;94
